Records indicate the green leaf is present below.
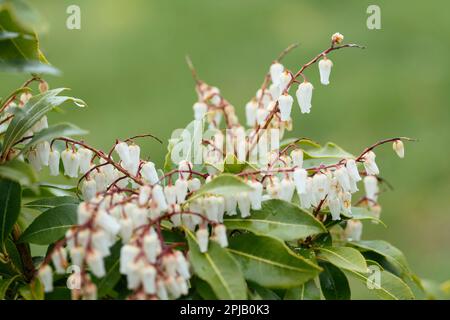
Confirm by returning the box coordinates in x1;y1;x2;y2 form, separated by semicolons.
350;240;411;276
189;174;253;201
0;60;59;75
0;274;20;299
318;262;350;300
0;159;37;186
18;279;44;300
191;276;218;300
224;199;326;241
247;282;281;300
284;279;321;300
227;233;321;289
341;207;385;226
0;238;23;276
303;142;354;167
24;196;80;212
2;88;86;157
20;122;88;154
19;204;78;245
317;246;368;273
0;178;21;247
346;268;414;300
94;241;122;298
186;228;247;300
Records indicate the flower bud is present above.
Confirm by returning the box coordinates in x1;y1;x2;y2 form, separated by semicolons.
331;32;344;44
393;140;405;158
296;82;314;114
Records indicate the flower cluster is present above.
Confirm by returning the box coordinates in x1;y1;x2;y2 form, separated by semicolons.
32;33;409;299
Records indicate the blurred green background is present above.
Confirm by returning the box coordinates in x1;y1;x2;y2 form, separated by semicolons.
1;0;449;297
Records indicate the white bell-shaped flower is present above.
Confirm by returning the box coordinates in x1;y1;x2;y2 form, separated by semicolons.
393;140;405;158
36;141;50;166
296;82;314;114
61;149;80;178
143;233;161;263
142;265;157;294
164;185;177;205
299;177;313;209
364;175;379;201
96;210;120;235
115;142;131;166
78;147;93;174
120;245;140;274
245;100;258;127
341;191;352;215
334;167;351;192
214;224;228;248
278;93;294;121
193;102;208;120
247;180;263;210
51;247;67;274
293;168;308;194
236;192;251;218
345;159;361;182
126;144;140;176
344;220;363;242
312;172;329;201
187;178;201;192
269;83;281;100
48;150;60;176
224;195;238;216
280;177;295;202
270;62;284;85
256;108;269;125
153;184;168;211
138;185;152;206
318;58;333;85
291;149;304;168
328;197;341;221
28;149;42;172
196;228;209;253
141;161;159;184
38;265;53;293
81;179;97;201
278;70;292;92
363;151;380;175
175;178;188;204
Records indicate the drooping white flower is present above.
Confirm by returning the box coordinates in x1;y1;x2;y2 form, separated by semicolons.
344;219;362;242
153;184;168;211
126;144;140;176
70;246;85;267
214;224;228;248
78;147;93;174
142;265;157;294
120;245;140;274
141;161;159;184
28;149;42;172
96;210;120;235
312;172;329;201
174;251;190;279
256;108;269;125
38;265;53;292
92;230;111;257
138;185;152;206
126;261;142;290
164;185;177;205
177;276;189;295
363;151;380;175
193;102;208;120
270;62;284;86
269;83;281;100
196;228;209;253
236;192;251;218
340;191;352;215
278;70;292;92
187;178;201;192
296;82;314;114
393;140;405;158
224;195;237;216
115;142;131;166
266;179;281;199
334;167;351;192
293;168;308;195
245;100;258;127
299;177;313;209
81;179;97;201
175;178;188;204
345;159;361;182
364;175;379;201
143;233;161;263
280;177;295;202
318;58;333;85
328;197;341;221
291;149;304;168
248;180;263;210
119;217;133;243
51;247;67;274
61;149;80;178
36;141;50;166
278;93;294;121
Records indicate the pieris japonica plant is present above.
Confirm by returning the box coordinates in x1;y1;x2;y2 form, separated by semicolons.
0;6;437;299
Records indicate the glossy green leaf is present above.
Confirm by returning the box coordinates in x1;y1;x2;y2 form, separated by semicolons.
303;142;354;167
18;279;44;300
0;274;20;299
0;159;37;189
191;276;218;300
189;173;253;201
350;240;411;276
317;246;368;273
24;196;80;212
227;233;321;289
20;122;88;154
0;238;23;276
247;282;281;300
318;262;350;300
284;279;321;300
2;88;86;156
0;178;21;247
186;228;247;300
346;268;414;300
19;204;78;245
224;199;326;241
